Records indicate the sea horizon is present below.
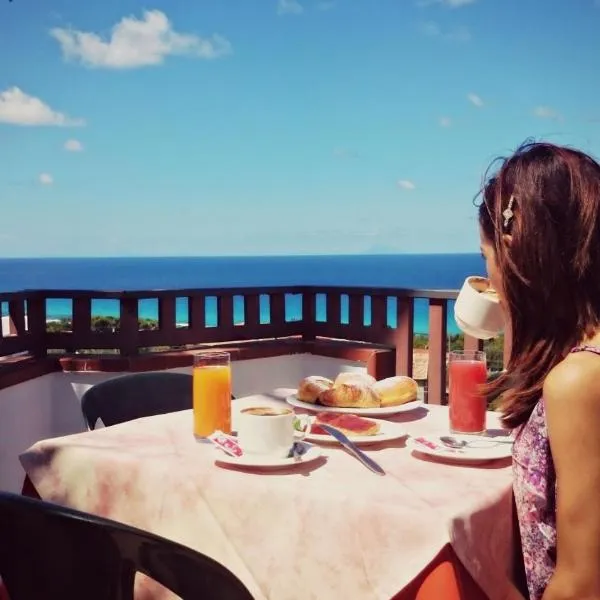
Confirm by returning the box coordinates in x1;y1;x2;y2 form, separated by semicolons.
0;252;480;261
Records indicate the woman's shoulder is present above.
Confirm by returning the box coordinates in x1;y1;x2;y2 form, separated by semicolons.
544;349;600;425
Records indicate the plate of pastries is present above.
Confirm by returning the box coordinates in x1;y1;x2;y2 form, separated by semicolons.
286;371;424;416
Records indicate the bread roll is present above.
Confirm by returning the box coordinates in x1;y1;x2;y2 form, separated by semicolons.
334;371;376;387
372;376;418;407
297;376;334;404
320;383;380;409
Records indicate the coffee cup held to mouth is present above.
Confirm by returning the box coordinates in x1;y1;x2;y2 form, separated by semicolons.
454;276;504;340
237;406;300;458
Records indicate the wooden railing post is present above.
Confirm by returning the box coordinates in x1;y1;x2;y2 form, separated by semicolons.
27;294;47;357
219;294;234;336
270;293;286;335
8;299;26;336
119;297;139;356
348;293;363;337
71;296;92;353
395;297;414;377
189;295;205;332
158;296;177;334
427;298;448;405
370;294;387;330
302;288;316;341
73;297;91;337
245;293;260;331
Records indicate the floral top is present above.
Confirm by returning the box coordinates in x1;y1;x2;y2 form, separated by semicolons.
512;344;600;600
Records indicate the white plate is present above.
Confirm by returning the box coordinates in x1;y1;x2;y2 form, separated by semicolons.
407;435;513;463
286;394;425;417
304;418;407;445
214;443;323;469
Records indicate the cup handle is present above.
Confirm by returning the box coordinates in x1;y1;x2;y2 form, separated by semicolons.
293;414;313;440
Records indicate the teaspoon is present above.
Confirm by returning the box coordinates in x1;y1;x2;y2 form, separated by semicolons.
439;435;513;450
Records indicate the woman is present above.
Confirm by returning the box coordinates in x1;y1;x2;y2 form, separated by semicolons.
478;141;600;600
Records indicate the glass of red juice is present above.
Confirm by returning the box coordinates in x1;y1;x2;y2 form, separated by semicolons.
448;350;487;435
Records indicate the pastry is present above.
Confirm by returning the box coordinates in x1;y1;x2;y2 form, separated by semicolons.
320;382;380;409
297;376;334;404
333;371;376;387
372;376;418;407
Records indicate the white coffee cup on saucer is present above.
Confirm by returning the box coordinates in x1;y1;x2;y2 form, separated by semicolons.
454;276;505;340
237;406;307;458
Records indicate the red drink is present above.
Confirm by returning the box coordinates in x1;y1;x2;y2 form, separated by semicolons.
448;351;487;434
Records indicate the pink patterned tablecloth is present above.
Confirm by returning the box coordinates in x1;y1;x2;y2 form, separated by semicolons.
19;388;514;600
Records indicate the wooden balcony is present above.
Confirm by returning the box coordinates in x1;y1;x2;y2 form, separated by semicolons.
0;286;509;405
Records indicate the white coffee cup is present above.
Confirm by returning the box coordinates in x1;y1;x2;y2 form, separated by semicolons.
454;276;505;340
236;406;301;458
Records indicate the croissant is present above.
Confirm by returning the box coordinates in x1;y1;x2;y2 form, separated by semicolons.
320;382;380;409
297;376;334;404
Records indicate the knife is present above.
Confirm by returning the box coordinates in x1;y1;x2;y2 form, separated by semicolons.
317;423;386;476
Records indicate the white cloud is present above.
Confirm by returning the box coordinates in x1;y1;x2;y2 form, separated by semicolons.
277;0;304;15
397;180;416;190
419;21;471;42
439;116;452;127
50;10;232;69
0;87;85;127
533;105;562;120
467;93;484;108
39;173;54;185
64;139;83;152
444;0;477;6
418;0;477;7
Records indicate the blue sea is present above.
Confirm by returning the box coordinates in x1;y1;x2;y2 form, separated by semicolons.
0;255;485;335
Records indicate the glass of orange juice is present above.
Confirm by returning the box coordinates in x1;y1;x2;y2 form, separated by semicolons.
193;351;232;440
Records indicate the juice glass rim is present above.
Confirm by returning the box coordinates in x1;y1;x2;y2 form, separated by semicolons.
193;350;230;364
448;350;486;362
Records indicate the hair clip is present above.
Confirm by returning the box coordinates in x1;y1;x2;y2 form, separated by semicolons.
502;195;515;229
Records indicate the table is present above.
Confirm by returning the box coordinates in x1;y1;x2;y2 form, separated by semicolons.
19;389;515;600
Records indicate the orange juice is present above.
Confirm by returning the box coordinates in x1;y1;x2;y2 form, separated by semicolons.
193;364;232;438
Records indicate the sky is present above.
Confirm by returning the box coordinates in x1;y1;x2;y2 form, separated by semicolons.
1;0;599;258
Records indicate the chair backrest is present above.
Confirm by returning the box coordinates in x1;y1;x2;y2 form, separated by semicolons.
81;372;194;430
0;492;254;600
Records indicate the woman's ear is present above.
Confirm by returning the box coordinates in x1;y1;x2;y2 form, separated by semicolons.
502;233;512;246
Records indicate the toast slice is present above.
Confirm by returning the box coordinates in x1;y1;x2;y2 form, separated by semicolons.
310;412;380;437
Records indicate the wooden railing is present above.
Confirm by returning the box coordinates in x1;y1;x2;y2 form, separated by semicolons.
0;286;509;404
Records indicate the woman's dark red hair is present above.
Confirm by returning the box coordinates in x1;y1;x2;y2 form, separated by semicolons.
478;141;600;429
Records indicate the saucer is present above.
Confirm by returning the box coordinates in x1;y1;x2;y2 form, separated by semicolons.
214;442;323;470
407;435;512;463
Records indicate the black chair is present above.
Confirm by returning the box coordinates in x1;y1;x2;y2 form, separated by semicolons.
81;371;230;430
0;492;254;600
81;372;194;430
